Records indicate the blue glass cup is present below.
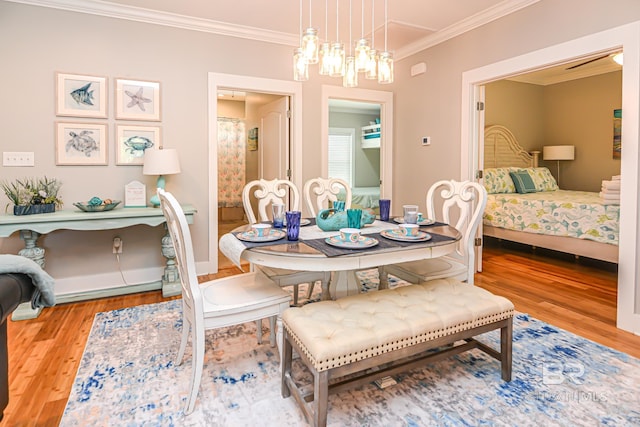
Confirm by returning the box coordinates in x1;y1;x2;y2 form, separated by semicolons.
346;208;362;229
272;203;285;229
378;199;391;221
332;200;345;212
285;211;301;241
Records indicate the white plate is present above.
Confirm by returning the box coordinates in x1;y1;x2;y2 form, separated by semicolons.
237;229;286;243
325;235;379;249
380;229;432;242
392;217;435;226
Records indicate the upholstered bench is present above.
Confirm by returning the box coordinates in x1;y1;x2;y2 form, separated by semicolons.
281;278;515;427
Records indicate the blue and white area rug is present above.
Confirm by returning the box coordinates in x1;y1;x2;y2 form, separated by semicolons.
61;273;640;426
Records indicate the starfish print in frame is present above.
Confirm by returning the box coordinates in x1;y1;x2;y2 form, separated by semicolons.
125;87;152;111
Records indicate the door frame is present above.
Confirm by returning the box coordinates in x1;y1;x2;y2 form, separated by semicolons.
460;22;640;334
208;72;302;273
321;85;394;200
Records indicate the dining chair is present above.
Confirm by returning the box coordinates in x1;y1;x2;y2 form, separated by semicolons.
158;188;291;414
378;180;488;288
242;179;331;304
302;177;352;217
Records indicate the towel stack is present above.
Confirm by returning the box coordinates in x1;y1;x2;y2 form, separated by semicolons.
599;175;621;205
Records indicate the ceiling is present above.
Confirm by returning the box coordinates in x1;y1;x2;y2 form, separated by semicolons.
11;0;540;60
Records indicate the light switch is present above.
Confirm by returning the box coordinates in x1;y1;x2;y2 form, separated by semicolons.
3;152;35;166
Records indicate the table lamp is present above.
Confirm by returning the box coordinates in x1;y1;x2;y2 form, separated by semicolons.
543;145;575;186
143;148;181;207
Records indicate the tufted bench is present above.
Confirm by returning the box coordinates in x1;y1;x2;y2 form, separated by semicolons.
281;278;515;427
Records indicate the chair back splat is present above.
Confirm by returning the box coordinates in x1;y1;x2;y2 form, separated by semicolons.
303;177;352;217
242;178;300;224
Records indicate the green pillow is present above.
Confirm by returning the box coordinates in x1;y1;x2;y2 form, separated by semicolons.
509;170;536;194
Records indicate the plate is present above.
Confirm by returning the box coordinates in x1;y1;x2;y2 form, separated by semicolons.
380;229;432;242
237;229;286;243
325;235;379;249
393;217;435;226
73;200;121;212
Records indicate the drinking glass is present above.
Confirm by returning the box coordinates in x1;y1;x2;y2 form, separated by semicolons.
285;211;301;241
378;199;391;221
272;203;285;228
403;205;419;224
346;208;362;228
332;200;345;212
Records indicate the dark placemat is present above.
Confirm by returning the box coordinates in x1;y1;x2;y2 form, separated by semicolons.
378;219;447;228
302;232;456;257
233;218;316;248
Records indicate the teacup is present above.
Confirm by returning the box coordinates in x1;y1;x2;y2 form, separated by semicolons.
339;227;361;243
398;223;420;237
251;223;272;237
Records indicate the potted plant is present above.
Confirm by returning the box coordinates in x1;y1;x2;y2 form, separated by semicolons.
1;177;63;215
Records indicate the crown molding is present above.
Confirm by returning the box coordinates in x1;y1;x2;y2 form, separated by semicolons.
5;0;298;46
8;0;538;56
395;0;540;61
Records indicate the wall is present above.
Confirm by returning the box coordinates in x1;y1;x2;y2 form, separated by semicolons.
486;72;622;191
328;111;381;187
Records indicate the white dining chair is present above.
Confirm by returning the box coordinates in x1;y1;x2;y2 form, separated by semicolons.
378;180;488;288
242;179;331;304
302;177;352;217
158;188;291;414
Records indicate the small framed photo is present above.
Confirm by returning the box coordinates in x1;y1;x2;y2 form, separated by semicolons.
56;122;108;165
56;72;107;118
116;124;161;165
115;78;161;121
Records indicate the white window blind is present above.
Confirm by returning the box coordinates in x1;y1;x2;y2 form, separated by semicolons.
328;128;354;186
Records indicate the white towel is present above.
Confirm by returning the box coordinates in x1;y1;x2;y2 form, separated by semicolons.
600;188;620;194
612;175;621;181
601;199;620;205
599;192;621;200
601;180;621;191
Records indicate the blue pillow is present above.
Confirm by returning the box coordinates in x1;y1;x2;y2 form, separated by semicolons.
509;170;536;194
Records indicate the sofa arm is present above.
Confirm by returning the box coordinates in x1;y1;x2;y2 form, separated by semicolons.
0;273;35;324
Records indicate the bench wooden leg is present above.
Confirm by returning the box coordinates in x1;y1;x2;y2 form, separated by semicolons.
501;318;513;381
281;330;293;398
313;371;329;427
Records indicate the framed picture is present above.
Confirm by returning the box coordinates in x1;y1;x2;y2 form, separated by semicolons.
55;72;107;118
613;108;621;159
115;78;161;121
248;127;258;151
116;124;161;165
56;122;108;165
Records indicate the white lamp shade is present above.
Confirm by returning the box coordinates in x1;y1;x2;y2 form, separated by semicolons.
143;148;181;175
543;145;575;161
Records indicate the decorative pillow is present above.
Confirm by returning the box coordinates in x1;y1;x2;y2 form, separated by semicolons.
526;167;559;191
483;168;516;194
509;170;537;193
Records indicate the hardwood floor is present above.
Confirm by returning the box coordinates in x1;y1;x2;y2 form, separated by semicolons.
3;243;639;426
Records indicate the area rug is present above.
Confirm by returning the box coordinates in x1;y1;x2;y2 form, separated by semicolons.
60;272;640;426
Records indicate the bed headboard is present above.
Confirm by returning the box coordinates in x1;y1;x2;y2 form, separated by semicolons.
484;125;537;168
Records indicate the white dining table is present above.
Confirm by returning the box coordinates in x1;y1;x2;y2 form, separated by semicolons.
219;219;461;299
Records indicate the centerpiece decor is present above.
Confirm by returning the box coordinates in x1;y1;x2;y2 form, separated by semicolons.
2;177;63;215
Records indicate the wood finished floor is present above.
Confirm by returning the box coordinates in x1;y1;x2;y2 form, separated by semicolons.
3;241;639;426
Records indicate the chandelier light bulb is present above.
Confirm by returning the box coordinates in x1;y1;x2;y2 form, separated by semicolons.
318;42;332;75
378;51;394;84
302;27;319;64
344;56;358;87
365;48;377;79
355;38;370;71
293;47;309;81
329;42;345;77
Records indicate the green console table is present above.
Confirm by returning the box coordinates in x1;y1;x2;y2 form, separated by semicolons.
0;205;196;319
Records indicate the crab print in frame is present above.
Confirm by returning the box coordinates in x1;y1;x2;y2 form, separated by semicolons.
116;124;161;165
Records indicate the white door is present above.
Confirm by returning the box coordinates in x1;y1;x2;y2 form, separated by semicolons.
475;86;486;272
258;96;290;181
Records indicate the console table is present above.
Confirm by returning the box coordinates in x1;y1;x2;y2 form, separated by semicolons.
0;205;196;319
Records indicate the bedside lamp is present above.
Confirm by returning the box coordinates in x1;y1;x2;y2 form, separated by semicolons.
543;145;575;186
143;148;181;207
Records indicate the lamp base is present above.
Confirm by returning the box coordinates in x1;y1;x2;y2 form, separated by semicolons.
149;175;166;208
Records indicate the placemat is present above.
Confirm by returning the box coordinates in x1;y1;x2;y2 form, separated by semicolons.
302;232;457;257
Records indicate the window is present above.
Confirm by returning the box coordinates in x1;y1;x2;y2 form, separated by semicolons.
328;127;354;186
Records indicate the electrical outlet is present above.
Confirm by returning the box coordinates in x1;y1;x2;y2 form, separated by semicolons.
422;136;431;146
112;237;123;254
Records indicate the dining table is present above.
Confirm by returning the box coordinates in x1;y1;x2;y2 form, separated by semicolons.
219;217;461;299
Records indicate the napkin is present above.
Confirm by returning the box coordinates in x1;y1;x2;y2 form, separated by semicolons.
218;233;247;271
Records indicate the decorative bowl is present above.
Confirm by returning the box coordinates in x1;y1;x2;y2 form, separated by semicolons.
73;200;121;212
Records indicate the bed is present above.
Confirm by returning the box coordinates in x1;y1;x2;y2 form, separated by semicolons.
337;186;380;210
481;125;619;263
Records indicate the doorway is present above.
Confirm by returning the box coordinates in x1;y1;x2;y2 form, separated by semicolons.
208;73;303;273
460;22;640;333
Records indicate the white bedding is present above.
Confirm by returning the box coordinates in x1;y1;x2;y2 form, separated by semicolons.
484;190;620;246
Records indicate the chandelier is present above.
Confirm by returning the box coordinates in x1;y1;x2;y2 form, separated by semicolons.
294;0;394;86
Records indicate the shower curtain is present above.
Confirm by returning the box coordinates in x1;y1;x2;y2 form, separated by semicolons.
217;117;246;208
